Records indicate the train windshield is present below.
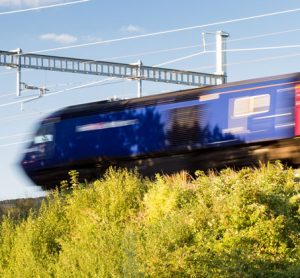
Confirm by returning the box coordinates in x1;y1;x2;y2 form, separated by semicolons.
33;123;55;144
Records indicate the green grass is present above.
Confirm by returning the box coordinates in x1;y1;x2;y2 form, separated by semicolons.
1;162;300;277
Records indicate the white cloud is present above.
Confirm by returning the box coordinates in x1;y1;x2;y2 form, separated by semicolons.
0;0;65;7
39;33;78;45
120;24;144;33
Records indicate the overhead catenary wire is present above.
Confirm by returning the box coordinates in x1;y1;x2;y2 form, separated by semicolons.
0;69;34;77
0;30;296;103
0;78;125;110
0;9;300;126
0;6;299;92
0;140;32;148
0;87;136;125
0;132;32;141
154;51;208;67
1;4;300;192
44;77;121;97
2;42;300;109
228;28;300;44
11;49;298;122
187;52;300;72
226;44;300;52
28;7;300;54
0;27;298;78
1;48;299;146
2;50;299;147
41;42;300;89
1;27;300;80
153;44;300;68
1;49;300;145
0;77;126;108
0;110;50;123
0;0;91;16
0;89;32;99
0;92;15;98
100;27;300;61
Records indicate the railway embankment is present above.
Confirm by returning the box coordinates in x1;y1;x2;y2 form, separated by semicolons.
0;197;44;219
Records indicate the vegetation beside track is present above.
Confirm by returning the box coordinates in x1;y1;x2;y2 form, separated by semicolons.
1;162;300;277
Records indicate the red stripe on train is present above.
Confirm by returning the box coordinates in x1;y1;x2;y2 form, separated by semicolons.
295;85;300;136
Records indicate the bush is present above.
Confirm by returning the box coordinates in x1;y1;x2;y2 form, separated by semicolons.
0;163;300;277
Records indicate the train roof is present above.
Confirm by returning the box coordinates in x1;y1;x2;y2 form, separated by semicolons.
47;72;300;121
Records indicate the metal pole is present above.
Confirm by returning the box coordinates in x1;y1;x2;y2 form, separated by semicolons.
16;48;22;97
215;31;229;83
137;60;142;97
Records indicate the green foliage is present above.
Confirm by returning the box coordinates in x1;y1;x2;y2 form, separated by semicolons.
0;163;300;276
55;167;146;277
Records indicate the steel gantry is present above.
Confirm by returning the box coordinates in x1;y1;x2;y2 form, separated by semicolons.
0;31;229;97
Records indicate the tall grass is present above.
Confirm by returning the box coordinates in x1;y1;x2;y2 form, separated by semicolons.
0;162;300;277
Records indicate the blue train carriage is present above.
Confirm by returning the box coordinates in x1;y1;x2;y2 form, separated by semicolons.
21;72;300;188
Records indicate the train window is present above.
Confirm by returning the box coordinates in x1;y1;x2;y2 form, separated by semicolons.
233;97;250;117
34;123;54;144
233;94;270;117
252;94;270;113
34;134;53;144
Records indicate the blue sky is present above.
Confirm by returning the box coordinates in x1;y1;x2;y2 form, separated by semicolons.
0;0;300;200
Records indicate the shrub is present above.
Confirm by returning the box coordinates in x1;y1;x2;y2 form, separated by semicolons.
0;163;300;277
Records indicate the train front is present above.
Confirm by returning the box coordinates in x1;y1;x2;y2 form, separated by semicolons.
20;116;59;188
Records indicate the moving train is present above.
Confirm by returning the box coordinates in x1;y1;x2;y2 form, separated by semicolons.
21;72;300;188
